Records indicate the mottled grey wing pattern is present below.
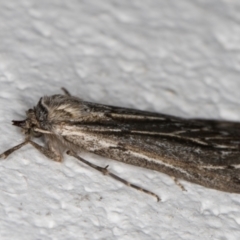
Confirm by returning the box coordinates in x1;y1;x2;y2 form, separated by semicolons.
64;101;240;166
56;101;240;193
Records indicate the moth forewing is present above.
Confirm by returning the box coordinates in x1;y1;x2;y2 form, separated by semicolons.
1;89;240;201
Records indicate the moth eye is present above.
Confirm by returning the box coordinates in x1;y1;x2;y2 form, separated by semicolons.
30;129;42;138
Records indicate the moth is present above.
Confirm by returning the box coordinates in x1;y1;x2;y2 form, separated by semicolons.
1;88;240;201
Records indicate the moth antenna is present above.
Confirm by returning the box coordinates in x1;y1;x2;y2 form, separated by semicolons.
61;87;71;96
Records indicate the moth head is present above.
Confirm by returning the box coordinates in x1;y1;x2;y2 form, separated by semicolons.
12;108;42;138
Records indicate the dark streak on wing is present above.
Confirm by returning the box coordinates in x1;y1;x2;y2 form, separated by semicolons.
58;101;240;167
51;98;240;193
68;105;240;149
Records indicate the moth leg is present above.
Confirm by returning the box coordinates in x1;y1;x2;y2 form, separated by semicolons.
0;140;29;159
61;87;71;96
29;140;62;162
67;150;160;201
173;177;187;191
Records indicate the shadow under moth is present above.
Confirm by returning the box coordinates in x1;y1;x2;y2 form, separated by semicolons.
1;88;240;201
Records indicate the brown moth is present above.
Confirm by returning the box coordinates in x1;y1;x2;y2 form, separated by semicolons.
1;88;240;201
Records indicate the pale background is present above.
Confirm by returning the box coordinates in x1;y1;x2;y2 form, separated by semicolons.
0;1;240;239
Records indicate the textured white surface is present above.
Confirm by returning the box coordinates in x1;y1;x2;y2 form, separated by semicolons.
1;0;240;239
